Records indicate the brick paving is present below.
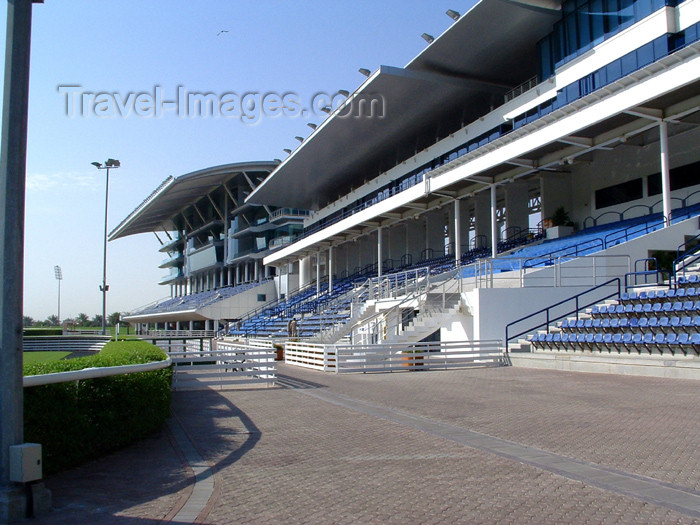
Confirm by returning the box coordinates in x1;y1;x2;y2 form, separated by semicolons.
27;365;700;524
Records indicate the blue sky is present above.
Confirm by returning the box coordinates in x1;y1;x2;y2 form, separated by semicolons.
15;0;477;320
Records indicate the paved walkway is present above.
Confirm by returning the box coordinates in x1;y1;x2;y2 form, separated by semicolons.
29;365;700;524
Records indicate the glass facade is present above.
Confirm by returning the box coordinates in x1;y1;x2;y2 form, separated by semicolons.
537;0;682;81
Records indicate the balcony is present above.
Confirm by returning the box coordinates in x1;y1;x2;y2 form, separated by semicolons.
269;208;310;221
159;253;184;269
158;235;184;253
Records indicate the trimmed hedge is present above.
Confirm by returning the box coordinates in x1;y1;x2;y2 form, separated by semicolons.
24;341;172;474
24;328;63;337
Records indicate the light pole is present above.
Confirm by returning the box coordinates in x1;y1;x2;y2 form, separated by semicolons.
92;159;120;335
54;265;62;324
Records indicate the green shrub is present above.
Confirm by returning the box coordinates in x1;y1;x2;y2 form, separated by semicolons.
23;328;63;337
23;341;172;474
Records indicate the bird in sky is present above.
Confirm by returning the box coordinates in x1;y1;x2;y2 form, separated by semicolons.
217;30;229;36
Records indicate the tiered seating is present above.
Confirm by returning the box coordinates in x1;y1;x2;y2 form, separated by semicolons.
230;274;364;337
529;278;700;356
132;280;269;315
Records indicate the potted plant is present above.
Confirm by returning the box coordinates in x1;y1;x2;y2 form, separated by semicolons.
401;348;425;370
546;207;575;239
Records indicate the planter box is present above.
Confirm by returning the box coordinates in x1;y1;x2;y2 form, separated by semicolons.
546;225;574;239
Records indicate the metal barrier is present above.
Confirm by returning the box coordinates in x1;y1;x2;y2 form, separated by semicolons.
335;340;504;374
169;340;275;390
140;330;216;338
284;339;503;374
284;341;335;371
467;255;630;289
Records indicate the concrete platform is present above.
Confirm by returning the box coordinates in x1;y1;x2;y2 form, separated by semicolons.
510;351;700;380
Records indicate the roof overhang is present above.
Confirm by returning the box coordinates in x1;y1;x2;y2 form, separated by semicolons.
109;161;277;240
246;0;561;211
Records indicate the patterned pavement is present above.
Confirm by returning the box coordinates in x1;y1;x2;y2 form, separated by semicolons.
27;365;700;524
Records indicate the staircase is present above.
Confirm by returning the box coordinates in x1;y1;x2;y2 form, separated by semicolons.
382;291;463;344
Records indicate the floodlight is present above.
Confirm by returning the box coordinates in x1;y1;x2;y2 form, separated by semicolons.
358;68;371;77
321;106;332;114
421;33;435;44
273;158;281;164
307;123;317;130
446;9;460;21
91;158;120;335
283;148;292;154
338;90;349;97
294;136;304;143
54;265;62;280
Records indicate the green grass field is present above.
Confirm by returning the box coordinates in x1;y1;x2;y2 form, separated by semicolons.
23;351;70;365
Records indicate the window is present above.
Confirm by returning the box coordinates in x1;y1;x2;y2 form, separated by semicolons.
647;160;700;196
595;179;643;209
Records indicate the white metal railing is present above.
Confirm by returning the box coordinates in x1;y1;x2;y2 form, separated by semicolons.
23;357;172;387
150;337;212;355
23;336;110;353
466;255;631;289
284;340;503;374
284;341;335;371
351;270;462;346
504;75;538;102
142;330;216;338
335;340;503;373
168;340;275;390
244;338;275;349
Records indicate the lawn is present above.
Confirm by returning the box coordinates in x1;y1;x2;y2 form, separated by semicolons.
23;351;70;366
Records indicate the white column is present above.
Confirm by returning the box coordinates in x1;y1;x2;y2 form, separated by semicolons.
328;246;334;293
491;185;498;258
377;226;383;277
316;251;321;294
244;263;250;282
660;121;671;227
454;199;461;265
170;285;174;298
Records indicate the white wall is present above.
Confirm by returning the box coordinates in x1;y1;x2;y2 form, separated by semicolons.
464;286;595;342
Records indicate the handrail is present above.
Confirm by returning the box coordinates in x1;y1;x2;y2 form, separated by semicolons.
673;241;700;283
523;213;670;269
623;258;670;291
677;232;700;259
23;357;172;387
603;216;664;247
239;275;328;324
504;277;620;350
523;237;603;268
351;268;460;346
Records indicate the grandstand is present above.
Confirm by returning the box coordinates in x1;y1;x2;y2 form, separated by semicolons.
113;0;700;374
109;162;307;333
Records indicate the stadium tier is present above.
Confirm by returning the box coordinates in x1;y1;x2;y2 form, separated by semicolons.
111;0;700;369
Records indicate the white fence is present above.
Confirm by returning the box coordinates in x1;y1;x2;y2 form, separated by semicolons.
285;341;334;371
285;340;504;374
140;329;216;338
23;336;111;353
168;340;275;390
467;255;631;289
